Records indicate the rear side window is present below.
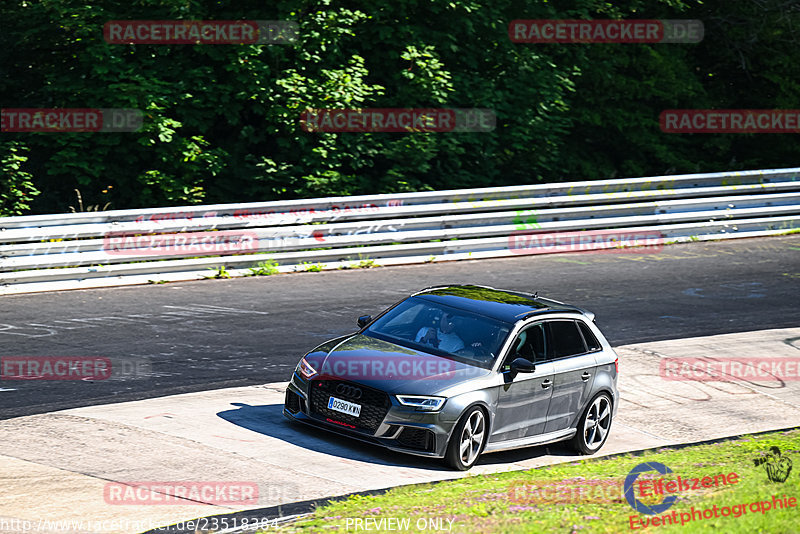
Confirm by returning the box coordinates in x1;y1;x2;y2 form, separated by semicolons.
546;320;588;359
577;321;602;352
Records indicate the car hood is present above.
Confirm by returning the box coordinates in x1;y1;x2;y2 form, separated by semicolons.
306;333;492;396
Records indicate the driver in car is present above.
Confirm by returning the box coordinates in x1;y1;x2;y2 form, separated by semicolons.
415;312;465;353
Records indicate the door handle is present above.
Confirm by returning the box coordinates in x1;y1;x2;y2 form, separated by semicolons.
581;372;591;381
541;379;552;389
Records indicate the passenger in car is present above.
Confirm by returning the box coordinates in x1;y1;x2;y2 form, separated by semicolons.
415;312;466;353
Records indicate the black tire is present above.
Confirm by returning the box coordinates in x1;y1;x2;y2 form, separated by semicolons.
445;406;488;470
570;392;613;455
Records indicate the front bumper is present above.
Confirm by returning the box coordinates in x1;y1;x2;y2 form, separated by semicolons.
283;374;459;459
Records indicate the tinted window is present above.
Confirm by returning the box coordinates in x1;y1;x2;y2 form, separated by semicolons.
546;320;588;359
365;296;512;368
577;321;602;352
506;323;547;366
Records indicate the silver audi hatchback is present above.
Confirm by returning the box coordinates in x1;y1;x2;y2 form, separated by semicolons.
284;285;619;470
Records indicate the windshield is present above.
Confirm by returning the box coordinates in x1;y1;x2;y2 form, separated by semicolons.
364;297;512;369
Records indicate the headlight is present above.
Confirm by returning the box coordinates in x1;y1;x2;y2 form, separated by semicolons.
396;395;446;412
297;357;317;380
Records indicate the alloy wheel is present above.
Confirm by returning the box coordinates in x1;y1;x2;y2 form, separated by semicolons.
459;409;485;466
583;395;611;450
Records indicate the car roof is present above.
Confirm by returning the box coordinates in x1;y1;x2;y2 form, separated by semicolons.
411;285;588;324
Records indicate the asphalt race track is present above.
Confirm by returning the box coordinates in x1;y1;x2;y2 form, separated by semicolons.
1;235;798;420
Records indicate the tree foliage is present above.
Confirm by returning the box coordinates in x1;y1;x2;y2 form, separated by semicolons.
1;0;798;215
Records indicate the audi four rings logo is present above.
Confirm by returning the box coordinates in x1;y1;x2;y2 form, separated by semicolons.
336;384;363;399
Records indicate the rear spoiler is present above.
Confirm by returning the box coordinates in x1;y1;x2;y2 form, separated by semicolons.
534;296;596;322
568;303;596;322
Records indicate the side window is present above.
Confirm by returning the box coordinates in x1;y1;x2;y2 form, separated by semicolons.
546;320;588;359
577;321;602;352
505;323;547;367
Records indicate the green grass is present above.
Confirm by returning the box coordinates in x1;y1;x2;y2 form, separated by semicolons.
204;265;231;279
356;259;378;269
275;428;800;534
247;260;281;276
338;258;379;270
301;262;325;272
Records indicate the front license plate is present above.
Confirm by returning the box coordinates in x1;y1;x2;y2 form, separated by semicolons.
327;396;361;417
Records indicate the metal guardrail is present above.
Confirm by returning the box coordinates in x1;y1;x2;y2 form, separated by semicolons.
0;168;798;295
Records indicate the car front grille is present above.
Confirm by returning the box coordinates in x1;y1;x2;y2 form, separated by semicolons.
284;389;301;413
397;427;436;452
309;379;390;434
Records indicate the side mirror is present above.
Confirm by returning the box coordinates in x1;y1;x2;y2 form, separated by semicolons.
510;358;536;374
357;315;372;328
